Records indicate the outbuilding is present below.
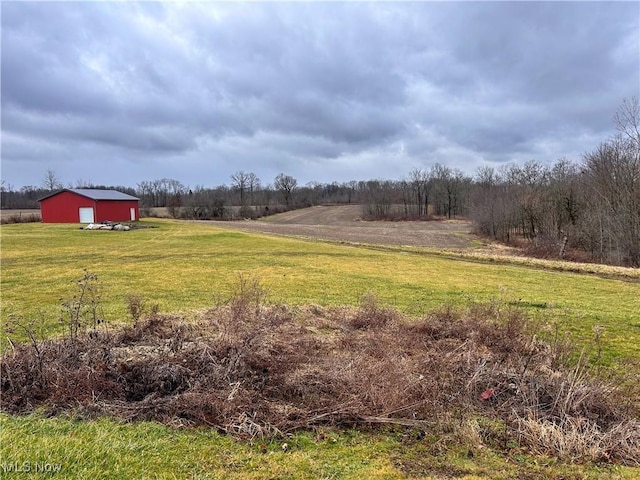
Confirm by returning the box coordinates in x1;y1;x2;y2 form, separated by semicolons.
38;189;140;224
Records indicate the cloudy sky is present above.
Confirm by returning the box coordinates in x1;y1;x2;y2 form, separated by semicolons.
2;1;639;189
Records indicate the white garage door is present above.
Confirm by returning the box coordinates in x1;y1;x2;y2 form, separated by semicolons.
79;207;94;223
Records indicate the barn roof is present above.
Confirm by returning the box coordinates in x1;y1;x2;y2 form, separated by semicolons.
38;188;139;202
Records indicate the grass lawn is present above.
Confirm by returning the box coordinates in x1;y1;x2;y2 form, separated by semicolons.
1;219;639;479
2;219;638;360
1;414;638;480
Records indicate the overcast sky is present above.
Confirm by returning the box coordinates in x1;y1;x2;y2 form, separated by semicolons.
2;1;639;189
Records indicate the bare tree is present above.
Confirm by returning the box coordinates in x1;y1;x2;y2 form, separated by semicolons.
165;179;187;217
136;178;186;211
274;173;297;207
183;185;227;219
346;180;358;204
432;164;468;219
583;136;640;266
42;169;62;190
614;97;640;150
231;171;250;206
362;180;394;217
304;181;323;205
407;167;432;217
246;172;261;206
470;166;502;238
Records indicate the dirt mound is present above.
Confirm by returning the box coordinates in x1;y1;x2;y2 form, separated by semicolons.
2;301;638;464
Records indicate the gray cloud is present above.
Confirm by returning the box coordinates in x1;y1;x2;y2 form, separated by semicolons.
1;1;638;188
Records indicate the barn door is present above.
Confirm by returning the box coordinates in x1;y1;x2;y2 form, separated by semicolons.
79;207;94;223
130;208;136;221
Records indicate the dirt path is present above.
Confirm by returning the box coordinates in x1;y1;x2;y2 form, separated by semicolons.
210;205;478;248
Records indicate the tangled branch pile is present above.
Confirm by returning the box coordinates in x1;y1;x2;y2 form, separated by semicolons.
2;299;638;464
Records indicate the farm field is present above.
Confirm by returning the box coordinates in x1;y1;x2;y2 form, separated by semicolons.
1;217;639;479
215;204;478;248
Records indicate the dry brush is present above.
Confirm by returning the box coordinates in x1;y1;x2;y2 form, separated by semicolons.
2;297;638;465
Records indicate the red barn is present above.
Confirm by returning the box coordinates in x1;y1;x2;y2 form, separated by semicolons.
38;189;140;224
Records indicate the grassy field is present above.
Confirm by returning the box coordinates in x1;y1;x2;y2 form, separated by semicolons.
1;219;639;479
2;219;638;359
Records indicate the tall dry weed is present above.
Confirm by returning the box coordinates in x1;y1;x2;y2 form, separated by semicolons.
2;297;638;464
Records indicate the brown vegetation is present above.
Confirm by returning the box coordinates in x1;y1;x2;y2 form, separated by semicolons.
214;205;476;248
0;210;41;224
2;295;638;465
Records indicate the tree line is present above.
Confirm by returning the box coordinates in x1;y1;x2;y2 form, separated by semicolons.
469;98;639;267
0;168;473;220
2;99;638;266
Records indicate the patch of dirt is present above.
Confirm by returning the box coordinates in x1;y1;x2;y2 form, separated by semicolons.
209;205;479;248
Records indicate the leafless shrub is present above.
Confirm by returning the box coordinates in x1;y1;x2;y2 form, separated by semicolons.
125;293;147;325
2;299;638;464
59;269;105;338
348;292;397;330
228;273;269;322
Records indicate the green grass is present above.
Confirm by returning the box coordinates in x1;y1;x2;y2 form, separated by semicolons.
2;220;639;361
1;219;639;479
0;414;399;479
1;414;637;480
